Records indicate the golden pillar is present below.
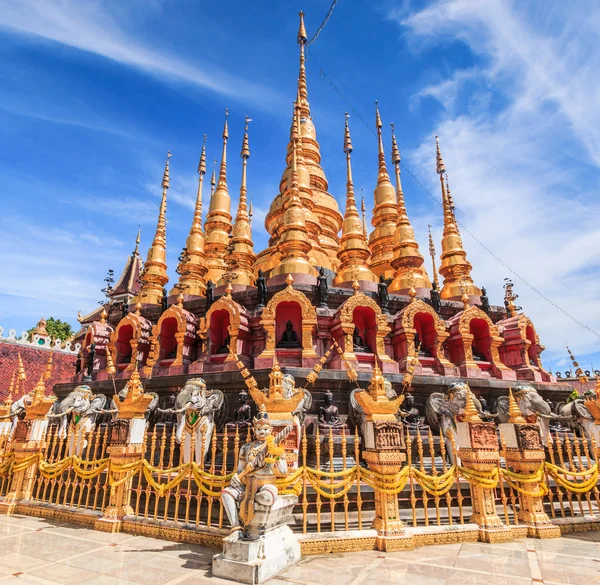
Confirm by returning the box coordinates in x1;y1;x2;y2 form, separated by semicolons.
333;113;377;288
171;135;208;298
204;110;232;284
388;124;431;294
138;152;171;305
368;102;398;280
435;137;481;300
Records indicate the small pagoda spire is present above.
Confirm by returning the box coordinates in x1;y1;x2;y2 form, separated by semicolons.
271;102;316;280
388;122;431;294
567;346;589;384
435;136;480;300
17;352;26;388
361;190;368;237
204;110;233;284
172;135;208;298
508;388;526;424
4;372;15;407
227;116;256;287
428;225;439;288
368;101;398;279
334;113;377;287
43;351;53;382
463;386;482;423
138;151;171;305
210;159;217;200
134;225;141;255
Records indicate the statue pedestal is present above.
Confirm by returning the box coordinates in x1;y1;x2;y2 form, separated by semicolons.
212;494;300;584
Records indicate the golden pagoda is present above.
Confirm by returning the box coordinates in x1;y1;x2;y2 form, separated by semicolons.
388;123;431;294
171;134;208;298
138;151;171;305
368;102;398;280
226;116;256;287
204;110;232;284
435;137;481;300
333;113;377;288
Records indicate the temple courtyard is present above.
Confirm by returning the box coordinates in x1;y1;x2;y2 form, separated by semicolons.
0;515;595;585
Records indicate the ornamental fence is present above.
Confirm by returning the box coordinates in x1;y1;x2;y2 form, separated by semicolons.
0;422;598;542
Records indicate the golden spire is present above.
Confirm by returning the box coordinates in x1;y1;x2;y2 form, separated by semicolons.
43;351;53;382
210;158;217;200
271;103;316;279
3;372;15;409
388;122;431;293
435;137;480;300
368;101;398;279
172;134;208;298
508;388;526;424
504;279;519;318
134;224;141;255
227;116;256;286
204;110;233;284
567;346;589;384
462;386;482;423
361;190;368;237
138;151;171;305
334;113;377;287
17;352;26;385
99;305;108;324
428;225;439;288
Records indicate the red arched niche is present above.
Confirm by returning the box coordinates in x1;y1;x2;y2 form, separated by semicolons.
526;325;538;364
353;306;377;353
413;312;436;357
470;318;492;361
275;301;302;347
84;330;93;349
209;309;231;355
159;316;178;361
116;324;134;365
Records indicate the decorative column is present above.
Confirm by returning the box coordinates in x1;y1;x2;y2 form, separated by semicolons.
455;388;512;542
0;377;55;514
94;366;153;533
352;363;413;550
499;390;560;538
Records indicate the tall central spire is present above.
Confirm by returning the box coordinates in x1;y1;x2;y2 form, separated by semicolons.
228;116;256;286
270;102;316;281
138;151;171;305
388;123;431;293
334;113;377;288
172;135;208;298
368;102;398;280
435;137;480;300
204;110;232;285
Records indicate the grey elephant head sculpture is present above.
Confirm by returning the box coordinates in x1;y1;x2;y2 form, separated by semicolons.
161;378;224;462
49;385;107;440
497;385;554;444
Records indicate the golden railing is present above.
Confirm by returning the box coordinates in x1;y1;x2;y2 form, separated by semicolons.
0;423;598;536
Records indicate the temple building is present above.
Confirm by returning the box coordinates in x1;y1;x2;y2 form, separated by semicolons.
65;12;569;412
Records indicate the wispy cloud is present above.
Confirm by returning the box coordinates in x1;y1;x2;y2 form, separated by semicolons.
394;0;600;366
0;0;280;108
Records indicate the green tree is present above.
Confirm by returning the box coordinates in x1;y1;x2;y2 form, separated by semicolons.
28;317;74;342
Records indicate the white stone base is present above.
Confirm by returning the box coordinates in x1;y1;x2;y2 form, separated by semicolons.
212;524;300;584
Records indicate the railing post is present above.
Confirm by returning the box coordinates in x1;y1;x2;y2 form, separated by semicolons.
0;377;55;514
94;367;152;533
455;389;513;543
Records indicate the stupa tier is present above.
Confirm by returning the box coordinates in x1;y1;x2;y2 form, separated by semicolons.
64;13;569;408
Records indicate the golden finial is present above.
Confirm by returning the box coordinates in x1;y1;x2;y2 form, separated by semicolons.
298;11;308;44
428;225;439;288
504;278;519;318
374;100;389;185
286;274;294;287
210;158;217;197
463;386;482;423
225;283;233;298
460;279;470;309
567;346;589;384
241;116;251;159
32;374;46;403
134;224;141;255
100;305;108;324
17;352;26;383
135;301;142;315
218;109;229;186
5;372;15;407
508;388;526;424
436;136;445;175
198;134;207;175
445;174;456;217
361;189;368;237
344;112;353;153
162;150;172;189
106;348;116;378
408;273;417;302
177;292;184;308
352;279;360;294
43;351;53;382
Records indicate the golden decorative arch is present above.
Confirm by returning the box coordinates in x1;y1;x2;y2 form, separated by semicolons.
146;303;197;369
258;276;318;361
336;291;392;362
456;305;507;370
107;310;151;375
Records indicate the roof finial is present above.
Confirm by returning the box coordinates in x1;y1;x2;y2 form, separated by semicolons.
463;386;482;423
508;388;526;424
134;224;141;255
298;11;308;44
210;158;217;198
567;346;589;384
436;135;445;175
43;351;53;382
361;189;367;237
428;225;439;288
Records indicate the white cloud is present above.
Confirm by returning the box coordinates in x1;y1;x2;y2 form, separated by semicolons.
0;0;279;108
393;0;600;368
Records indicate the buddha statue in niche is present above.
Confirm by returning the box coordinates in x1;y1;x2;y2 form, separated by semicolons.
353;325;371;353
318;389;345;431
277;320;300;348
233;389;252;428
216;334;231;354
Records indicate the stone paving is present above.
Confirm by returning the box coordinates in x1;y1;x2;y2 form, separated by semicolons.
0;515;598;585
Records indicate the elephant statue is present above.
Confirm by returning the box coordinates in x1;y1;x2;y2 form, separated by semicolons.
497;385;556;445
282;373;312;424
555;391;598;460
160;378;224;463
426;382;486;464
47;385;107;456
3;392;34;436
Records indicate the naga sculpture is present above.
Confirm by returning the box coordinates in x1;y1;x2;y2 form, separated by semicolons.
426;382;486;464
159;378;224;463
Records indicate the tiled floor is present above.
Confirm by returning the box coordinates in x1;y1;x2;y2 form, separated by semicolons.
0;515;598;585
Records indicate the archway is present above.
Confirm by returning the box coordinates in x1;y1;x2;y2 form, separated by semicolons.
470;318;492;363
209;309;231;356
275;302;302;348
158;316;178;362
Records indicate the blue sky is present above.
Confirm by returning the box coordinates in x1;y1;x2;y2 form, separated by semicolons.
0;0;598;374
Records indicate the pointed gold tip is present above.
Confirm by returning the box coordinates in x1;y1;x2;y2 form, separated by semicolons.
223;109;229;141
436;135;445;175
463;386;482;423
162;151;171;190
344;112;353;154
211;159;217;186
375;100;382;129
298;11;307;44
391;123;400;165
286;274;294;287
241;116;251;159
508;388;526;424
198;135;207;175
